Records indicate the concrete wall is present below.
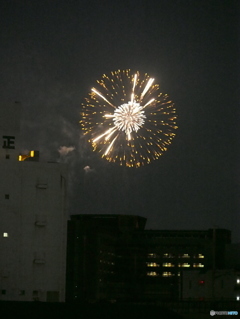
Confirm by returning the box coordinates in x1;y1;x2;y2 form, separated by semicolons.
0;161;68;301
0;103;68;302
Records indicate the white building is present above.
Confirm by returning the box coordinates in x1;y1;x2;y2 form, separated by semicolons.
0;103;68;302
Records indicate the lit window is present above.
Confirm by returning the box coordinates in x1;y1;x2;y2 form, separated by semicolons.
3;233;8;237
162;263;175;267
162;272;173;277
199;280;205;285
237;296;240;301
147;272;158;276
237;279;240;284
180;254;190;258
177;272;181;277
146;262;159;267
193;263;204;268
194;254;204;259
178;263;190;268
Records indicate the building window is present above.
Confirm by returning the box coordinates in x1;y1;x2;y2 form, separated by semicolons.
147;272;158;276
5;194;9;199
162;263;175;267
194;253;204;259
162;272;173;277
237;296;240;301
5;155;10;159
3;233;8;237
1;290;6;295
36;184;47;189
193;263;204;268
178;263;190;268
199;280;205;285
32;290;39;301
237;279;240;284
179;253;190;258
19;290;25;295
146;262;159;267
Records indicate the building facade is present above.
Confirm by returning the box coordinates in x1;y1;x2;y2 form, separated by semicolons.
66;214;231;303
0;103;68;302
66;214;147;302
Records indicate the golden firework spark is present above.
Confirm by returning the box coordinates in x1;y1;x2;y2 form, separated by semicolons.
80;69;177;167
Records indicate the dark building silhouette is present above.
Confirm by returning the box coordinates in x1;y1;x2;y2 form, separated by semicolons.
66;214;231;303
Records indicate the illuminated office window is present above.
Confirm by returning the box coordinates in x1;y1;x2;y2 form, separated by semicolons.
180;253;190;258
193;263;204;268
3;233;8;238
162;272;173;277
146;262;159;267
162;263;175;267
147;272;158;276
178;263;190;268
194;253;204;259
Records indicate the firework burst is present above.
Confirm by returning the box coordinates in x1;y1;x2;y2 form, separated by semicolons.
80;69;178;168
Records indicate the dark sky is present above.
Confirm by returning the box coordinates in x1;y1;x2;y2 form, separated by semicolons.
0;1;239;240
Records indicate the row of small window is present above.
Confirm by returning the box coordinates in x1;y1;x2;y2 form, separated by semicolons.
148;253;204;259
147;262;204;268
147;272;181;277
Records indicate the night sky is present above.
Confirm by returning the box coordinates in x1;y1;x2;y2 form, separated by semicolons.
0;1;239;240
